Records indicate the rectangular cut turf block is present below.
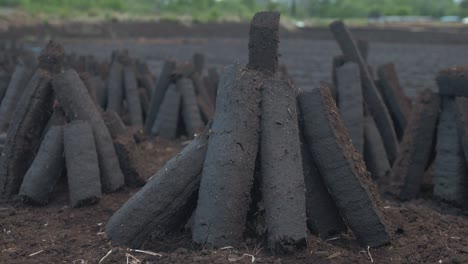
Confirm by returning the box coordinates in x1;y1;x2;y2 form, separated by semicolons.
300;133;346;239
151;85;181;139
113;132;145;188
145;60;176;133
364;115;392;182
336;62;364;155
299;105;346;238
0;133;5;153
92;76;106;108
191;73;214;113
0;65;32;132
138;88;149;119
138;73;155;104
79;72;97;103
457;97;468;169
0;69;54;199
391;90;439;200
18;126;64;205
298;85;390;247
178;78;204;138
192;64;262;247
79;73;106;108
124;66;144;127
88;75;107;109
421;163;435;195
52;69;125;192
247;11;280;73
436;67;468;96
64;121;101;207
330;20;399;165
260;79;307;254
204;68;219;106
193;53;205;75
102;111;144;187
377;63;412;139
0;71;11;102
331;55;346;95
244;156;265;238
106;61;124;113
105;127;210;248
433;97;468;206
197;94;215;122
102;110;127;139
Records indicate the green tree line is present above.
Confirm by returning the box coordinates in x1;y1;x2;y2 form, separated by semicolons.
0;0;468;20
301;0;461;18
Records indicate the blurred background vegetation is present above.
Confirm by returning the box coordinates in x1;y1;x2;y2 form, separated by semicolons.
0;0;468;24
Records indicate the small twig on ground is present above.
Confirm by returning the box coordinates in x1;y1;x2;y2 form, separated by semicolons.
439;224;453;236
29;250;44;257
125;253;141;264
326;252;342;259
359;247;374;263
128;248;162;257
228;253;256;263
98;249;113;264
243;253;256;263
367;246;374;263
220;246;235;251
219;246;236;254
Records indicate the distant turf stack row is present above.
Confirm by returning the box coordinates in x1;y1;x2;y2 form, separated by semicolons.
103;50;217;140
329;21;468;207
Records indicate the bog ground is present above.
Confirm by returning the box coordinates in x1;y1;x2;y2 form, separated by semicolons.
1;24;468;263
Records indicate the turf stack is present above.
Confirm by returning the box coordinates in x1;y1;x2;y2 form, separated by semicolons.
432;68;468;206
328;21;421;187
383;67;468;206
0;41;143;207
327;21;467;205
142;54;215;139
106;11;390;255
330;21;401;167
68;49;216;140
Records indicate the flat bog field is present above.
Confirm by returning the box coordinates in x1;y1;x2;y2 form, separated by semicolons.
0;17;467;264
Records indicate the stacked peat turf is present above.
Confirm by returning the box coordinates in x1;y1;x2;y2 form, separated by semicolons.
105;12;390;255
329;23;468;206
0;43;37;135
67;49;217;140
432;68;468;206
0;41;145;207
329;21;413;184
0;41;61;201
144;54;216;139
385;67;468;207
330;21;399;165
